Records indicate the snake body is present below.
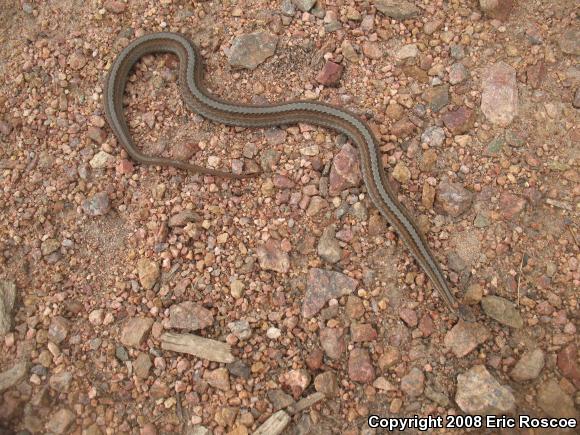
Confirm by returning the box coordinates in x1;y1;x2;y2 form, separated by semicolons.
104;32;459;313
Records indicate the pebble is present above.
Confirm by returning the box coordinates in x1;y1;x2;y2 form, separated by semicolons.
392;162;411;184
314;371;338;397
0;361;28;393
348;348;375;384
89;150;113;169
267;389;295;410
228;319;252;340
449;63;469;85
441;106;474;134
49;371;72;392
351;323;378;342
317;226;342;264
120;317;154;348
0;280;17;335
537;380;578;419
444;320;490;357
375;0;420;20
455;365;515;414
280;369;311;399
82;192;111;216
293;0;316;12
396;44;418;60
228;32;278;69
421;126;445;147
329;144;361;195
319;327;346;359
137;258;159;290
204;367;230;391
422;85;449;112
400;367;425;397
479;0;513;20
48;316;69;344
481;296;523;328
46;408;76;434
168;302;214;331
316;61;343;86
481;62;518;127
557;344;580;388
558;28;580;56
435;181;474;217
257;239;290;273
399;308;417;327
510;349;545;382
302;268;358;318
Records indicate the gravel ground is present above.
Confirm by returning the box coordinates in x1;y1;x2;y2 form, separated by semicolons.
0;0;578;434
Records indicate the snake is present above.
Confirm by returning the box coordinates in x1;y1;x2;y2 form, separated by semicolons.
104;32;460;314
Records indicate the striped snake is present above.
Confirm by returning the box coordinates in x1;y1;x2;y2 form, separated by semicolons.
104;32;462;315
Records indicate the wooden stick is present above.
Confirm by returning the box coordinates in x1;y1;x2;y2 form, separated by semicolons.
160;332;234;363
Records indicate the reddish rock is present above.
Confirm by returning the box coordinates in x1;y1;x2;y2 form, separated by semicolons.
316;61;344;86
320;327;346;360
351;323;378;342
273;174;295;189
329;143;362;196
87;126;107;144
444;320;490;357
104;0;127;13
435;181;474;217
302;268;358;318
116;159;134;175
481;62;518;127
168;302;214;331
557;344;580;388
499;193;526;220
390;117;417;137
399;308;418;327
348;348;375;383
280;369;311;399
479;0;514;21
400;367;425;397
441;106;474;134
306;349;324;370
256;239;290;273
418;314;434;337
526;61;546;89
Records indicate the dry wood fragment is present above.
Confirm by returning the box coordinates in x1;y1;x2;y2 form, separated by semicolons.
160;332;234;363
287;392;325;415
253;410;290;435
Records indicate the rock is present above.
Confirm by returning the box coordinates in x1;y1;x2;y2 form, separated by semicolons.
317;226;342;264
280;0;295;17
464;284;483;305
341;40;359;63
435;181;474;217
481;296;523;328
0;361;28;393
319;327;346;359
374;0;420;20
120;317;154;348
558;28;580;56
378;347;400;370
390;118;416;137
168;302;213;331
573;88;580;109
400;368;425;397
481;62;518;127
228;32;278;69
292;0;316;12
168;211;200;227
89;150;113;168
49;371;73;392
280;369;311;399
422;85;449;112
479;0;514;20
373;376;397;392
104;0;126;14
526;60;546;89
137;259;159;290
396;44;418;60
418;314;434;337
204;367;230;391
227;360;250;379
228;319;252;340
0;280;16;335
67;51;86;70
348;348;375;383
87;127;107;144
316;61;343;86
399;308;418;327
329;143;361;195
456;365;515;415
449;63;469;85
49;316;69;344
421;126;445;147
302;268;358;318
46;408;76;434
140;423;158;435
134;353;152;379
510;349;545;382
267;389;295;410
230;280;245;299
362;41;383;59
351;323;378;342
557;344;580;388
314;371;338;397
444;320;490;357
41;238;60;256
82;192;111;216
257;239;290;273
441;106;474;134
499;193;526;220
537;380;578;419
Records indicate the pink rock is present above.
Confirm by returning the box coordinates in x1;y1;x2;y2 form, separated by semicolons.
441;106;474;134
351;323;378;342
320;327;346;360
557;344;580;388
316;61;344;86
348;348;375;383
481;61;518;127
329;144;362;196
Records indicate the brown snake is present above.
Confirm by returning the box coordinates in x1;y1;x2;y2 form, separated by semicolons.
104;32;461;314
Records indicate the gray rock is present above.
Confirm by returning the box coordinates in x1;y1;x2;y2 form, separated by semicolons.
49;371;73;392
292;0;316;12
558;28;580;55
374;0;420;20
267;389;295;410
46;408;76;434
303;269;358;318
400;368;425;397
228;32;278;69
481;296;523;328
134;352;152;379
0;361;28;393
317;226;342;264
510;349;545;382
456;365;515;415
168;302;214;331
421;126;445;147
0;279;17;335
82;191;111;216
436;181;474;217
281;0;296;16
256;239;290;273
48;316;69;344
227;319;252;340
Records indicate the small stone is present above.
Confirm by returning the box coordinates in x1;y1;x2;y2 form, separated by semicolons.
456;365;515;415
392;162;411;184
115;345;129;362
0;280;16;336
319;327;346;359
317;226;342;264
46;408;76;434
449;63;469;85
479;0;513;20
204;368;230;391
82;192;111;216
399;308;417;327
68;51;86;70
341;40;359;63
557;344;580;388
499;193;526;220
257;239;290;273
573;88;580;109
280;0;295;16
441;106;474;135
227;361;250;379
134;353;152;379
348;348;375;383
49;316;69;344
89;150;113;168
373;377;397;391
422;85;449;112
351;323;378;342
87;127;107;144
378;347;400;370
266;327;281;339
510;349;545;382
137;259;159;290
362;42;382;59
303;268;358;318
0;361;28;393
49;371;72;392
314;371;338;397
558;28;580;56
481;62;518;127
228;319;252;340
400;367;425;397
436;181;473;217
537;380;578;419
418;314;434;337
329;143;361;195
168;302;213;331
104;0;126;14
463;284;483;305
375;0;419;20
230;280;245;299
421;126;445;147
228;32;278;69
481;296;523;328
316;61;343;86
120;317;154;348
293;0;316;12
267;389;295;410
444;320;490;357
280;369;311;399
526;61;546;89
396;44;418;60
168;211;200;227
